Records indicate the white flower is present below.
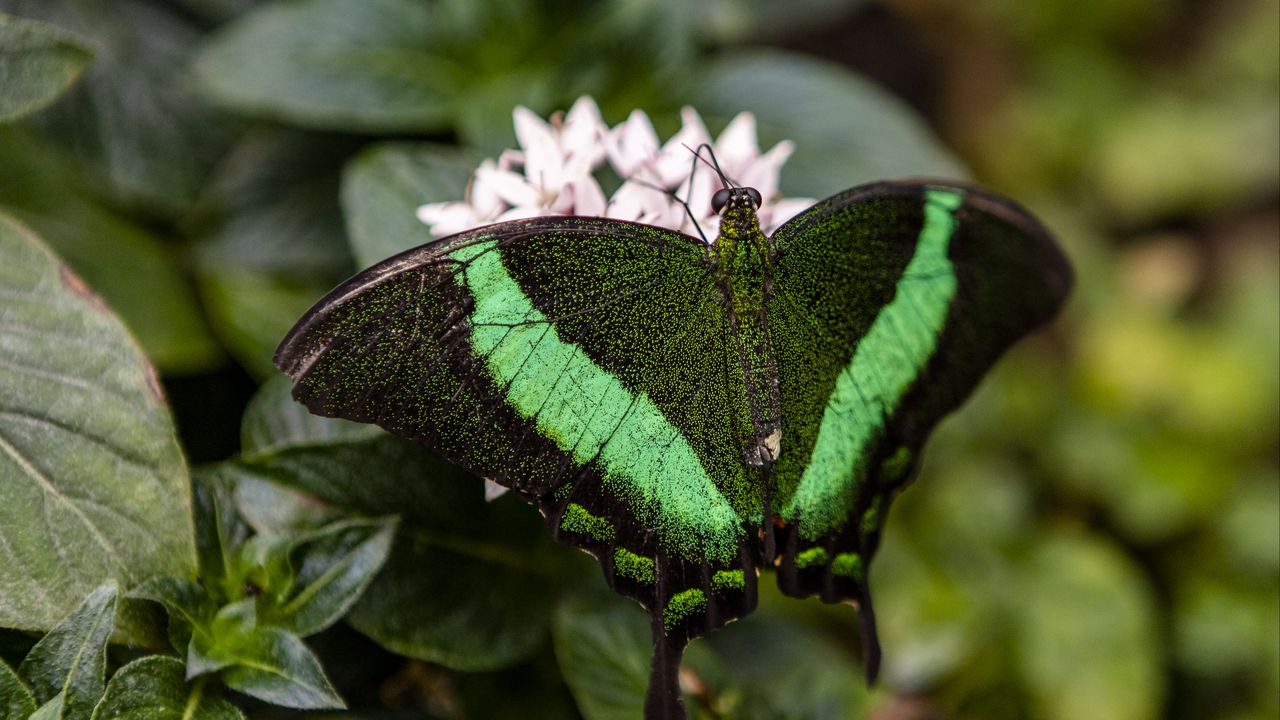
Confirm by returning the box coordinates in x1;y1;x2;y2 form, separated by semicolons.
417;96;813;244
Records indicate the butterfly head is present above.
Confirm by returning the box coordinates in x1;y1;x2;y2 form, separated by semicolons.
711;186;768;275
711;186;763;215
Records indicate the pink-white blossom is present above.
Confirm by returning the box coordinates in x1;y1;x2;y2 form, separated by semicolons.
417;96;812;244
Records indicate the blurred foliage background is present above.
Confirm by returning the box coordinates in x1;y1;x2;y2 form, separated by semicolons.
0;0;1275;718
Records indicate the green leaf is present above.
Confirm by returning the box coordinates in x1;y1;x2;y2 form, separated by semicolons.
0;658;36;720
230;465;343;537
193;0;691;145
89;656;243;720
17;584;116;720
695;50;967;197
29;696;61;719
552;592;651;720
189;601;343;710
706;613;868;720
241;376;381;457
0;128;222;372
0;12;93;121
127;577;215;658
264;517;397;637
196;271;330;381
237;389;569;669
219;627;343;710
340;142;481;267
344;521;564;671
550;589;719;720
189;467;255;606
0;0;235;215
193;129;359;379
0;215;196;639
195;0;453;132
1014;531;1163;720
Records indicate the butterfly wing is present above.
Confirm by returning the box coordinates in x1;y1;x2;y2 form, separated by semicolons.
767;181;1072;675
275;216;763;712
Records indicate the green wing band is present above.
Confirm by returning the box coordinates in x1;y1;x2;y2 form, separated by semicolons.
783;189;962;537
452;240;744;564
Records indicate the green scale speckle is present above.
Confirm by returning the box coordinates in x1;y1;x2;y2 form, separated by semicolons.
663;588;708;632
712;569;745;590
560;503;615;543
832;552;863;580
613;548;655;583
795;547;828;568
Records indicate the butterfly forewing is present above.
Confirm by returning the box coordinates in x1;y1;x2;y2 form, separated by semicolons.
275;215;767;654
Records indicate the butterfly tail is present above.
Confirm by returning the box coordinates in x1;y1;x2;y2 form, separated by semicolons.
856;579;882;685
645;617;687;720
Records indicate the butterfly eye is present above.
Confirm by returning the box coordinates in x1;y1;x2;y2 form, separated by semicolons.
711;187;732;213
746;187;763;208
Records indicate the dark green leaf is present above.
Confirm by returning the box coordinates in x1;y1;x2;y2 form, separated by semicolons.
0;128;222;372
696;0;871;43
218;626;343;710
1014;532;1162;720
241;376;381;457
0;0;235;215
0;12;93;121
17;585;116;720
0;658;36;720
706;614;868;720
345;524;563;671
195;0;453;132
340;142;480;267
240;426;570;669
230;465;343;537
551;592;651;720
695;50;966;197
201;605;343;710
194;0;691;145
127;577;216;658
89;656;243;720
196;270;331;381
193;129;359;379
190;467;252;605
0;215;196;639
552;589;724;720
264;517;397;637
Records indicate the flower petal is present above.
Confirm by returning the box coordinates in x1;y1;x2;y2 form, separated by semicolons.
476;165;542;208
607;109;661;178
562;96;608;171
714;111;760;181
654;106;713;187
417;201;480;237
739;139;795;200
515;105;566;191
570;174;608;217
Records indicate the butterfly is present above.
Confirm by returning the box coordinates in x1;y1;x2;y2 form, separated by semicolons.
275;169;1071;718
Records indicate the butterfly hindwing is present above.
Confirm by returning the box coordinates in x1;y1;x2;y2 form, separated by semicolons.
766;181;1070;614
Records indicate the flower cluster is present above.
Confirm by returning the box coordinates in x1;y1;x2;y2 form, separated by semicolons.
416;97;813;242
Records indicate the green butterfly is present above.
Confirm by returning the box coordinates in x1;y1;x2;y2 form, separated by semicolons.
276;176;1071;718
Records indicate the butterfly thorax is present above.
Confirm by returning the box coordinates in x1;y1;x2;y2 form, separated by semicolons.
712;189;782;497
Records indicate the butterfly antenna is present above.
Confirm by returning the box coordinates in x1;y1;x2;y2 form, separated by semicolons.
617;172;711;246
683;142;735;190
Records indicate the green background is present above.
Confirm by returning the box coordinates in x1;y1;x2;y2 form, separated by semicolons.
0;0;1275;718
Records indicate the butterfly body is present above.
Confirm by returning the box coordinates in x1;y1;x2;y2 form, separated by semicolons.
276;180;1071;719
